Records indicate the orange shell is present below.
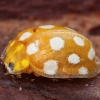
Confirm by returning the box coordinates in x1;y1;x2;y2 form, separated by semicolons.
1;25;100;78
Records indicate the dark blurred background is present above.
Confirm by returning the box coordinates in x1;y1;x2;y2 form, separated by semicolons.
0;0;100;20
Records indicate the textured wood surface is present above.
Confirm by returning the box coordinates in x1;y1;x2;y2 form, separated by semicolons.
0;1;100;100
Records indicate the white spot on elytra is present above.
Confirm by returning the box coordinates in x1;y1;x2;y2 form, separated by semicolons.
88;47;95;60
39;25;55;29
43;60;58;75
65;27;75;31
19;32;32;41
50;37;64;50
78;66;88;75
26;41;39;55
68;53;80;64
73;36;84;46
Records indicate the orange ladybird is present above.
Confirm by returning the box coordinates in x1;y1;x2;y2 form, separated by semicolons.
1;25;100;78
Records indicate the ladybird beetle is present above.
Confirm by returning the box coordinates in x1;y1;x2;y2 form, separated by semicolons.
1;25;100;78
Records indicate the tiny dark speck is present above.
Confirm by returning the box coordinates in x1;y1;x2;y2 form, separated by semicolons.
33;28;37;32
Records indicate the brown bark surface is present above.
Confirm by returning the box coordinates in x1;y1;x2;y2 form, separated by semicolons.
0;0;100;100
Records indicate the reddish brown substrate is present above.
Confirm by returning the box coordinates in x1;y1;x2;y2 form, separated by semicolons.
0;1;100;100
